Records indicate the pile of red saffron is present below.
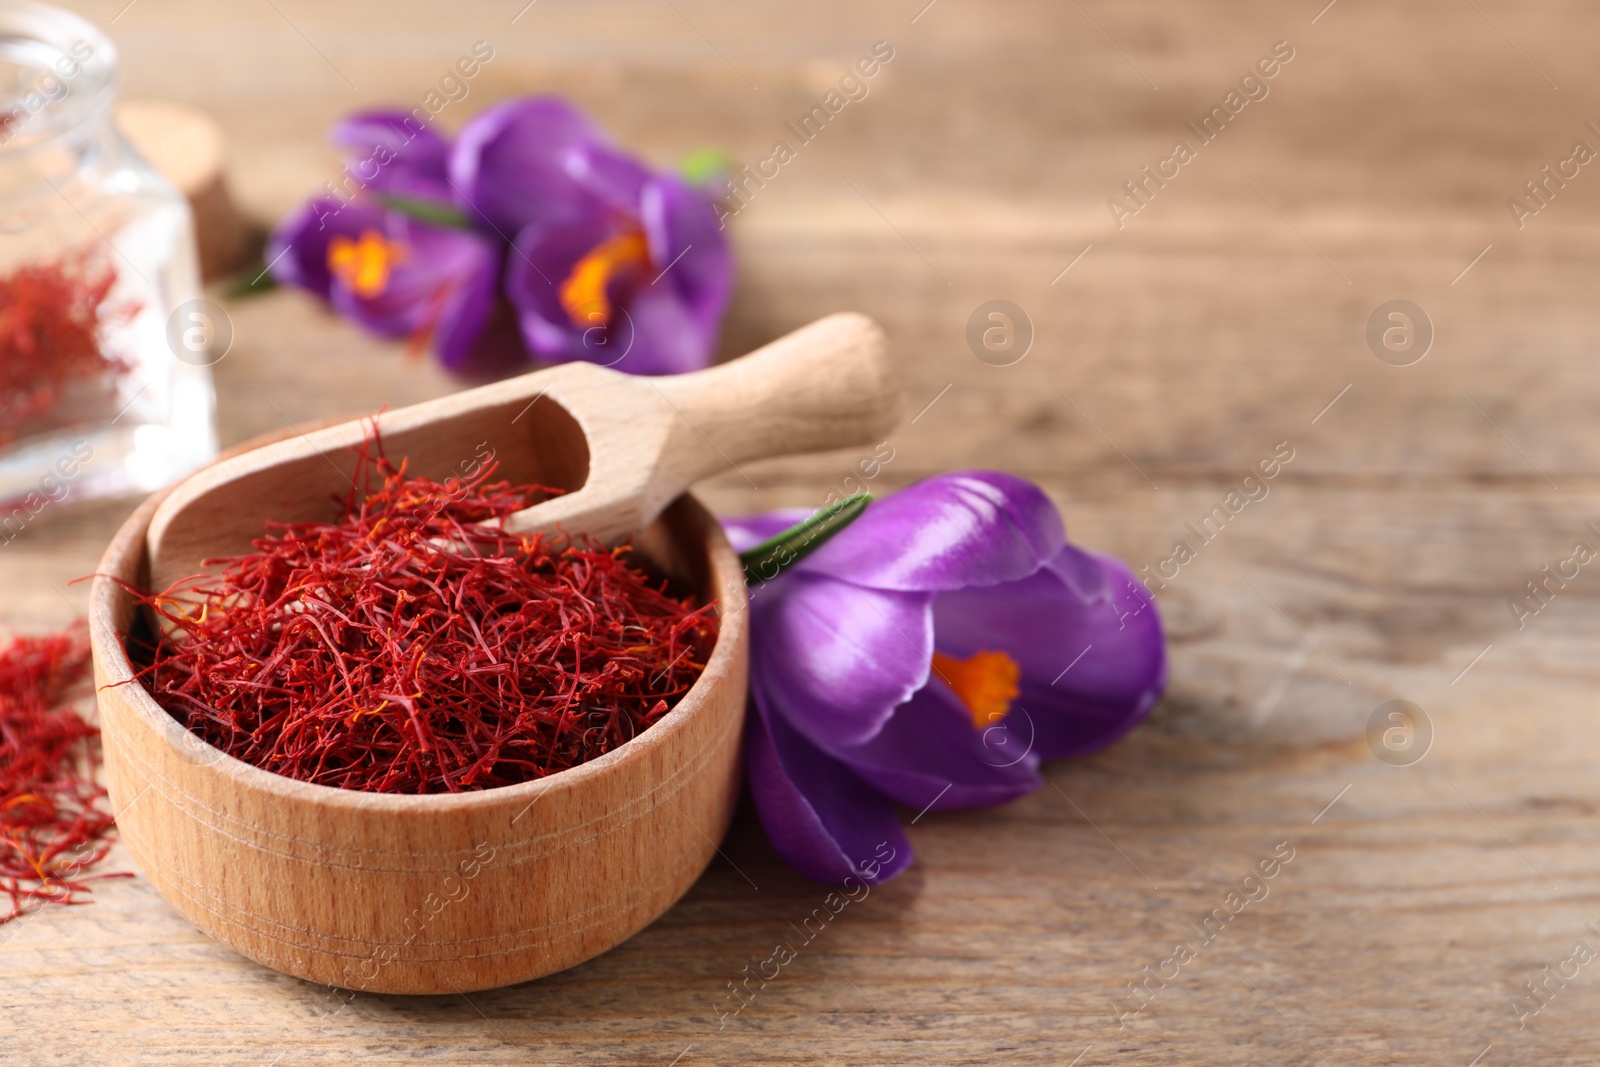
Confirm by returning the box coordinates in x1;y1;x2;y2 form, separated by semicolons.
129;439;719;794
0;253;132;443
0;623;126;926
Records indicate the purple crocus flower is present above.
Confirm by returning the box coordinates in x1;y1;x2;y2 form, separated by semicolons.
722;472;1167;885
267;111;500;369
448;96;733;375
328;108;455;202
270;99;733;375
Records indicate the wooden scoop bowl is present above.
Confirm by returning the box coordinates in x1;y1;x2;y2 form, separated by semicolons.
147;312;895;595
87;312;899;994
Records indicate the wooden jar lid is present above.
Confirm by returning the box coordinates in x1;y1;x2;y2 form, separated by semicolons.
116;99;249;281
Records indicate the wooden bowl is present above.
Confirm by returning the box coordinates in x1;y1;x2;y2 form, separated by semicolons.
88;483;748;995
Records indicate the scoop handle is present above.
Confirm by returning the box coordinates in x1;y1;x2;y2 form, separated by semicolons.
650;312;901;479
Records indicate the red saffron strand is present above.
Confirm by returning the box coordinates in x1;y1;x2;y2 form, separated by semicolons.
0;251;136;443
126;432;719;795
0;623;128;926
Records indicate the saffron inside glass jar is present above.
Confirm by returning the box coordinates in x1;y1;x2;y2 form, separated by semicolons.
0;1;216;511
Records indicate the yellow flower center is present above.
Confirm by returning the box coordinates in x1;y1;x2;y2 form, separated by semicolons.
931;649;1022;729
327;230;408;298
559;228;652;328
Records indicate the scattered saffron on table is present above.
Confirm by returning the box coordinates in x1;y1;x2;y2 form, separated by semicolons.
127;434;719;794
0;252;134;444
0;623;127;926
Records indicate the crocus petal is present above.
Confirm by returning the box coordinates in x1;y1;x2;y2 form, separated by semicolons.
747;683;912;885
451;98;732;376
290;204;499;364
638;177;733;356
503;217;607;349
503;216;637;366
751;574;933;749
796;471;1066;592
931;544;1166;761
428;246;504;369
266;196;354;298
329;109;451;200
448;95;607;235
562;140;652;213
833;680;1042;812
269;196;500;367
608;281;714;376
504;215;720;374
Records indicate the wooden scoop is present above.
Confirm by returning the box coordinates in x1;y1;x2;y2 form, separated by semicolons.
145;312;898;596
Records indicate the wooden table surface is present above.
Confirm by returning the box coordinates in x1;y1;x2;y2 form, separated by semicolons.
7;1;1600;1063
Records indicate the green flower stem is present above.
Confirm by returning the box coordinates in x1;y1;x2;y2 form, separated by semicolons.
738;494;871;588
679;147;732;186
373;193;474;230
220;265;279;299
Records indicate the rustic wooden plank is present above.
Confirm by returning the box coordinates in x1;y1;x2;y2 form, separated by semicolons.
4;0;1600;1063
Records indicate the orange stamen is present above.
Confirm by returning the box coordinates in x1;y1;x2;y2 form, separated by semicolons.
558;228;651;328
327;230;408;298
931;649;1022;729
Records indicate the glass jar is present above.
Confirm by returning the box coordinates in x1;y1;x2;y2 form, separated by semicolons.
0;0;215;516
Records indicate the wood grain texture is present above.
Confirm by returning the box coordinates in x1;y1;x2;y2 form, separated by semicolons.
4;0;1600;1063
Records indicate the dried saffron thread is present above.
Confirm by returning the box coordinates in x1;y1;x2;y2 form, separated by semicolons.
0;250;136;444
0;623;128;926
124;431;719;794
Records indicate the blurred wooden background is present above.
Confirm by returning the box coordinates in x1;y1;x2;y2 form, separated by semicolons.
6;0;1600;1063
